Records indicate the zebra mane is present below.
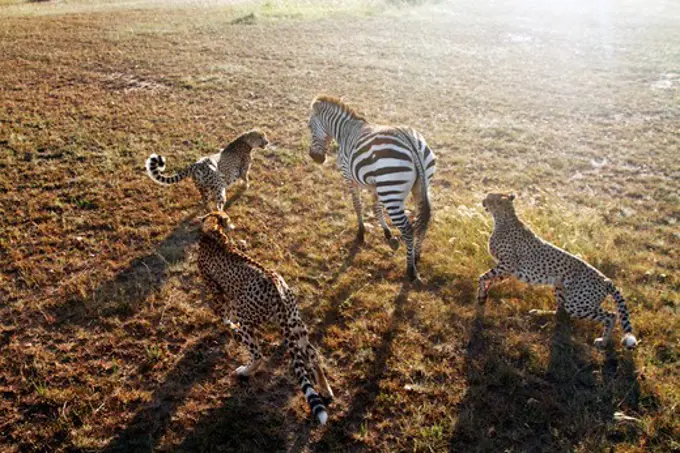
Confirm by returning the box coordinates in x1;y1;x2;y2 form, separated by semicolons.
311;95;366;121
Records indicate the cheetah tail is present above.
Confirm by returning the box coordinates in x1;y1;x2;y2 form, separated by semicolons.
288;330;329;424
300;372;329;425
287;335;329;424
279;286;330;424
610;284;638;349
145;153;191;185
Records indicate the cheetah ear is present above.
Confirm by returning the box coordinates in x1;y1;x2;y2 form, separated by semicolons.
509;194;516;201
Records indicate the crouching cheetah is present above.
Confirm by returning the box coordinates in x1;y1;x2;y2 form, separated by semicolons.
198;211;334;424
478;193;638;350
145;130;268;211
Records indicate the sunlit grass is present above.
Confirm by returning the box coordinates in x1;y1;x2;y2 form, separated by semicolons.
1;0;678;451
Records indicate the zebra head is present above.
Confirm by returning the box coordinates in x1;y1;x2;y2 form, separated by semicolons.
307;112;330;164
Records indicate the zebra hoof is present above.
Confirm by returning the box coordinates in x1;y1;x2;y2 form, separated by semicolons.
388;236;400;251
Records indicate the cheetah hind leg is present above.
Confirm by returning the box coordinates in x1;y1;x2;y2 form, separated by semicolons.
198;186;211;212
230;323;264;378
592;310;616;350
477;266;509;304
308;347;334;403
215;186;226;212
569;305;616;350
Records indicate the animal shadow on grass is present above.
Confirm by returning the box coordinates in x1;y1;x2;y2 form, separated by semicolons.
168;351;295;453
49;211;201;327
449;305;643;452
103;330;230;453
223;185;247;211
328;235;363;284
308;284;411;452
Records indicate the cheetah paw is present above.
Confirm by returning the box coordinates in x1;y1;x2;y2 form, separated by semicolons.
224;319;240;330
528;309;556;316
593;337;609;350
234;365;251;378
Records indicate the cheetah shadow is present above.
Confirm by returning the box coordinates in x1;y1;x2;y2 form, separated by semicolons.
305;284;411;452
223;184;247;210
48;211;201;327
448;305;644;452
102;324;311;452
102;330;230;453
168;355;296;453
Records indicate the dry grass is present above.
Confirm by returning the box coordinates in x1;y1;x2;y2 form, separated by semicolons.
1;0;678;451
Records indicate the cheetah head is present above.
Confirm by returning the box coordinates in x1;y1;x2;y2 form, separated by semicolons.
200;211;236;234
482;193;516;214
241;130;269;149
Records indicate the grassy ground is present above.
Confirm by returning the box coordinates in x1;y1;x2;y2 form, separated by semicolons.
1;0;678;451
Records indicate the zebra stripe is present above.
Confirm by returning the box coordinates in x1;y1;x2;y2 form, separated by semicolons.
308;96;436;281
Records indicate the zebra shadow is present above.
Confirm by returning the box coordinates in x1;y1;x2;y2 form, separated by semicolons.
48;211;201;328
327;235;363;285
448;305;645;452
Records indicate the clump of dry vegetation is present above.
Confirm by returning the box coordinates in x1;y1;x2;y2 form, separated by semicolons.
0;0;678;451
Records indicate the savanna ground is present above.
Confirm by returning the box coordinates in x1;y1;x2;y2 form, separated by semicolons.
1;0;679;451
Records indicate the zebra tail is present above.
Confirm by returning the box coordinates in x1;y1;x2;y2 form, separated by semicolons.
411;142;431;236
145;153;191;185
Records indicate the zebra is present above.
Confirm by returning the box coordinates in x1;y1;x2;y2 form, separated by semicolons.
307;95;436;282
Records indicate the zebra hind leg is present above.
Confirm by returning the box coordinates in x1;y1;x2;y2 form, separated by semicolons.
411;177;431;265
373;194;399;250
382;199;419;282
349;182;365;244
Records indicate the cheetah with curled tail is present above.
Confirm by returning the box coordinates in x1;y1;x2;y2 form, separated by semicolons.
478;193;638;350
197;211;333;425
145;130;268;211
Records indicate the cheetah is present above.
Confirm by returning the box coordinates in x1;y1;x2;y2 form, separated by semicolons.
145;130;268;211
478;193;638;350
197;211;334;425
